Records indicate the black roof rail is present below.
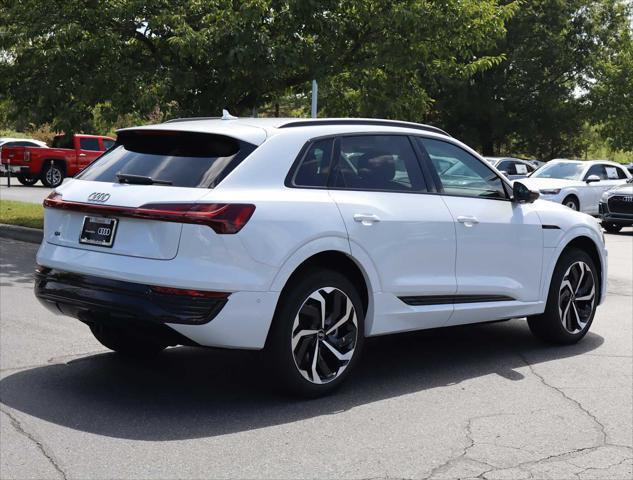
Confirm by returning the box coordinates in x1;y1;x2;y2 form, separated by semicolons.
278;119;450;136
164;117;221;123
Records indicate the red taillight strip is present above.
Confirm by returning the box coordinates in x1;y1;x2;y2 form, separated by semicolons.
43;193;255;234
150;285;230;298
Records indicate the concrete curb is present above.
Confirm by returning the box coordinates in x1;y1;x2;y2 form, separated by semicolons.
0;224;43;244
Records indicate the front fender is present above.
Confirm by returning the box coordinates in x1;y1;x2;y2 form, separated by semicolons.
539;225;607;305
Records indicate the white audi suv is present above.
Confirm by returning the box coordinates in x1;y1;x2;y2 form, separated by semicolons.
35;117;608;396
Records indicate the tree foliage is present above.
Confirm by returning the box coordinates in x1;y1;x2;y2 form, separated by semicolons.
429;0;631;158
0;0;515;132
590;21;633;152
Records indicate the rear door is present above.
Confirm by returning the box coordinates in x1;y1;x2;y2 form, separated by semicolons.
327;134;456;334
417;137;543;324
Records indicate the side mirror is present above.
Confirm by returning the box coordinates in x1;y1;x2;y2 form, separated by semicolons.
586;175;601;184
513;181;539;204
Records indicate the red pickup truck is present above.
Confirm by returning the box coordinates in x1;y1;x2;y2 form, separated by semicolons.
0;133;115;187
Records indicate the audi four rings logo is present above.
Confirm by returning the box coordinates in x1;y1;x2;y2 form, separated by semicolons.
88;192;110;203
97;227;111;236
623;196;633;203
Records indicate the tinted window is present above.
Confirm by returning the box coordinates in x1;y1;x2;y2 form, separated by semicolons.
497;161;516;175
333;135;426;192
584;164;608;180
602;165;628;180
52;135;74;149
291;139;333;187
80;138;101;151
419;138;506;199
77;131;256;188
103;139;115;150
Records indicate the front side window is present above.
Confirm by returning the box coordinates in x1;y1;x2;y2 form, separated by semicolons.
77;130;256;188
332;135;426;192
80;138;101;151
103;139;115;150
419;138;506;199
290;139;333;187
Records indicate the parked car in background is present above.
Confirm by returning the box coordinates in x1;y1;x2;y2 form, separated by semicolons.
519;159;631;214
599;178;633;233
0;137;47;148
485;157;536;180
35;116;607;396
0;133;114;187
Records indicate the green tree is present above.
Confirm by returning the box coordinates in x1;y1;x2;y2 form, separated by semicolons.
429;0;631;159
1;0;515;132
591;18;633;152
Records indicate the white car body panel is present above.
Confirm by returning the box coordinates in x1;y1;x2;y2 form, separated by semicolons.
36;119;609;350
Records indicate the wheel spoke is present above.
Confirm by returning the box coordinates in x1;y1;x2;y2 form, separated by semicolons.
292;329;319;351
574;263;585;295
570;301;582;330
576;285;595;302
321;338;354;362
310;339;321;384
326;297;353;335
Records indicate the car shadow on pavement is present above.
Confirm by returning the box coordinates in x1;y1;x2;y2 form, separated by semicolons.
0;319;603;441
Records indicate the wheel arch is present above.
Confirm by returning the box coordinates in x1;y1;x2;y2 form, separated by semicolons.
544;233;605;305
269;248;375;340
562;192;580;209
42;158;67;172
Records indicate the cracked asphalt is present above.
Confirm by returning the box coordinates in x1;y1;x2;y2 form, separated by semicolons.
0;232;631;480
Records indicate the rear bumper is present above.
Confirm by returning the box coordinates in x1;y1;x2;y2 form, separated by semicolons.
34;265;280;350
35;268;228;332
0;164;30;175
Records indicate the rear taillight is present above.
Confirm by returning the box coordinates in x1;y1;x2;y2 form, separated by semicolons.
43;193;255;234
137;203;255;234
150;285;230;298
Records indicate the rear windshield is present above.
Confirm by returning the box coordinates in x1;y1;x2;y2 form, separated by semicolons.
77;130;257;188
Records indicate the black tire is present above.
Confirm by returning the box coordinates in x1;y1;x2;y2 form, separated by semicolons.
40;162;65;188
267;269;365;397
90;324;167;357
562;195;579;211
528;248;598;344
16;174;39;186
602;223;622;234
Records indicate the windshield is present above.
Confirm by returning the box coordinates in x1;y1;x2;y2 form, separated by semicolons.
77;130;257;188
531;162;584;180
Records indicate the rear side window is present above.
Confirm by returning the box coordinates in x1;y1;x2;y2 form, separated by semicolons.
332;135;427;192
80;137;101;151
290;139;333;187
103;139;115;150
77;130;257;188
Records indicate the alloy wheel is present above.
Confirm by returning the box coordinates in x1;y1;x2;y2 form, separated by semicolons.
291;287;358;384
558;261;595;334
565;200;578;210
46;166;62;186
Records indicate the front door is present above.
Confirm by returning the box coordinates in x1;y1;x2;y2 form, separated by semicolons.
417;137;544;325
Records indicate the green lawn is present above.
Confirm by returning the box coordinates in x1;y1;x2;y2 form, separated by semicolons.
0;200;44;229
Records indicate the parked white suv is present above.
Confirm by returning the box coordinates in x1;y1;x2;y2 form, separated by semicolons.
35;117;607;396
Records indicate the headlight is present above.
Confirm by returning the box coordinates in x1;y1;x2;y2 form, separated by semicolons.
539;188;561;195
601;191;610;202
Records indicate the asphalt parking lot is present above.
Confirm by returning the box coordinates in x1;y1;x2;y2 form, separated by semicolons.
0;233;631;480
